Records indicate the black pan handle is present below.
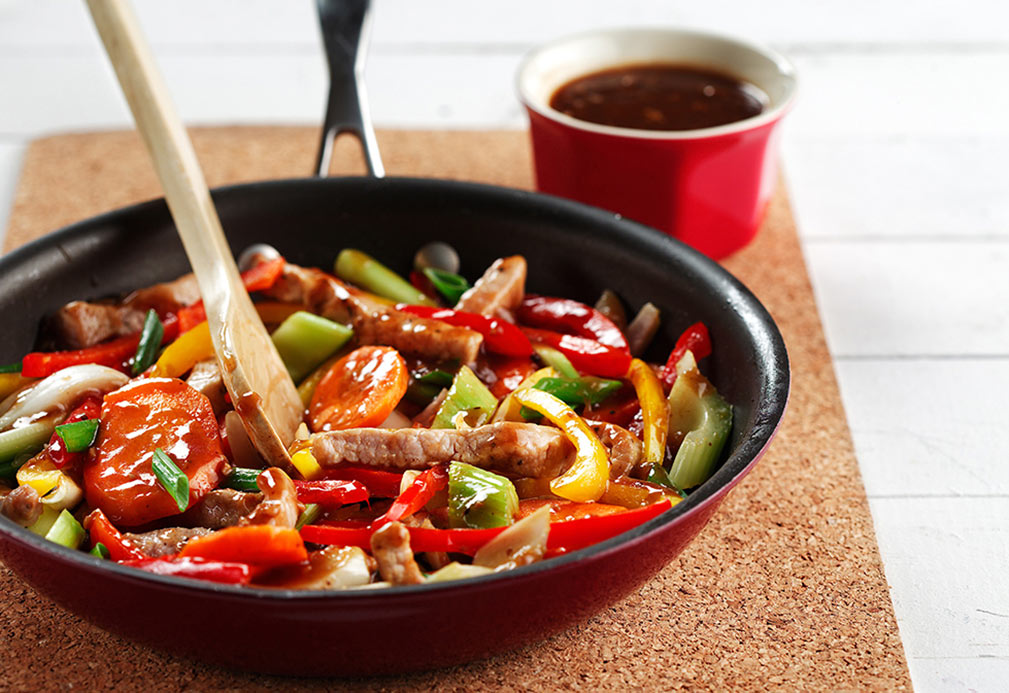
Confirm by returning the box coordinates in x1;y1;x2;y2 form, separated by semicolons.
314;0;384;178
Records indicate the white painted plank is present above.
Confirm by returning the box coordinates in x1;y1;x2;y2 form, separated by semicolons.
803;241;1009;357
869;497;1009;665
837;359;1009;497
1;0;1007;48
0;141;26;248
784;135;1009;239
909;657;1009;693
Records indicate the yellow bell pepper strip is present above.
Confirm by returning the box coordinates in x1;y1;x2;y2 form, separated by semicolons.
151;321;212;378
0;372;30;400
625;358;670;466
512;388;609;503
16;455;64;497
290;445;324;480
492;367;557;423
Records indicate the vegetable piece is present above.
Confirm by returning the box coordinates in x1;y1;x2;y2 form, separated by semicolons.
0;364;127;431
90;543;110;559
308;346;409;432
44;509;86;549
176;257;288;332
293;479;370;507
512;388;609;503
85;378;227;526
0;422;55;469
270;311;353;382
660;321;712;389
448;462;519;529
321;465;403;498
546;499;671;553
666;351;732;489
531;344;579;379
491;366;558;423
151;320;212;378
151;447;190;513
290;447;323;480
131;309;164;375
54;419;99;454
593;290;627;330
26;505;60;537
222;467;263;492
531;376;623;408
84;508;145;561
46;396;101;469
625;359;669;465
0;372;30;401
374;464;448;526
21;321;178;379
422;267;470;305
16;455;63;497
522;328;631;378
397;305;532;357
334;249;436;306
180;525;308;565
473;505;550;570
431;365;499;429
518;295;631;352
625;302;661;356
425;562;494;583
120;556;253;585
39;473;83;512
601;478;683;509
0;362;22;374
252;301;302;325
646;463;685;496
484;356;536;399
294;503;322;530
296;353;344;408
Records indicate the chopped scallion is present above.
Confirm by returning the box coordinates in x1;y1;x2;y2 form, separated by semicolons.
90;542;110;559
132;309;164;375
223;467;262;493
0;362;22;374
532;344;579;379
422;267;470;305
295;503;322;530
55;418;100;453
415;369;455;387
151;447;189;512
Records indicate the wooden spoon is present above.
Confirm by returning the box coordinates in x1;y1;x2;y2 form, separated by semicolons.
86;0;302;468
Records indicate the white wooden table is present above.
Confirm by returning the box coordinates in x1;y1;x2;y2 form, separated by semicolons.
1;2;1006;690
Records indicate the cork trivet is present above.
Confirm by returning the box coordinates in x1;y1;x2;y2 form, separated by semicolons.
0;128;911;691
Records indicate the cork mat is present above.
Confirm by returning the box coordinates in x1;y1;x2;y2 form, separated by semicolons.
0;128;911;691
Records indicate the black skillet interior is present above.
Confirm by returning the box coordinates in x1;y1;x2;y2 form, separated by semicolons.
0;177;788;504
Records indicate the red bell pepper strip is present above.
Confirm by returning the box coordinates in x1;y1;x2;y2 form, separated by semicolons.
84;508;146;561
179;525;308;565
119;556;253;585
546;499;671;553
177;256;287;332
372;464;448;527
21;317;179;379
518;295;631;352
293;479;370;507
396;304;533;357
408;271;440;302
320;465;404;498
522;327;631;378
659;322;711;389
47;396;102;469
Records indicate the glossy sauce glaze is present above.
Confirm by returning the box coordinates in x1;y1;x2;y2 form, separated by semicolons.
549;63;766;131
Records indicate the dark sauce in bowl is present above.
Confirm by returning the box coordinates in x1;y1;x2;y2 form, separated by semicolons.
550;63;767;131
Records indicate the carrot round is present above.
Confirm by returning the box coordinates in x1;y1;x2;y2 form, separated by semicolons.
309;346;408;432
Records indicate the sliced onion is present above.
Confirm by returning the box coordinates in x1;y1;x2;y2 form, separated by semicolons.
0;365;128;431
473;505;551;571
626;302;661;356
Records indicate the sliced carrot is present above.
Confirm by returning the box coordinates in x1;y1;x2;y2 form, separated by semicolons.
309;346;408;432
180;525;308;565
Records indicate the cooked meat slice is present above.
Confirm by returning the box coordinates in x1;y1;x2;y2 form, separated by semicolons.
52;301;147;349
370;521;425;586
242;468;299;528
184;488;262;529
123;526;212;558
186;359;227;416
455;256;527;317
0;485;42;527
124;273;201;315
264;262;483;364
586;420;644;479
312;422;575;479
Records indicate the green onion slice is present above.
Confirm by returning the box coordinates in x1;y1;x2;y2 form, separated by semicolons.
55;419;100;453
0;362;22;374
295;503;322;530
415;369;455;387
152;447;189;512
90;542;111;559
223;467;262;493
131;309;164;375
422;267;470;305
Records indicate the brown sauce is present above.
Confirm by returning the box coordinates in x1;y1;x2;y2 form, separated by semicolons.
549;63;766;131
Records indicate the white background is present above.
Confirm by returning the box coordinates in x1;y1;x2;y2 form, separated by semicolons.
1;1;1007;690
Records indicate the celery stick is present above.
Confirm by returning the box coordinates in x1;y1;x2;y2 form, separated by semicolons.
271;311;353;382
666;351;733;489
44;509;86;549
0;421;55;466
334;249;435;306
432;366;498;429
27;505;60;537
448;462;519;529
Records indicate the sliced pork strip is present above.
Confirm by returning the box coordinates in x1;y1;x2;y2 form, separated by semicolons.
262;263;356;323
455;255;527;317
124;273;201;315
0;485;42;527
186;359;228;416
370;521;425;586
586;420;644;479
123;526;212;558
183;488;262;529
312;422;575;479
242;468;299;528
52;301;147;349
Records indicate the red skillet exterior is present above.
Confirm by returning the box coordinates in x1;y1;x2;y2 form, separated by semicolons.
0;177;788;675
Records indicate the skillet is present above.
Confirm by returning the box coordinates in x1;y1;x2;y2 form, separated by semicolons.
0;0;789;676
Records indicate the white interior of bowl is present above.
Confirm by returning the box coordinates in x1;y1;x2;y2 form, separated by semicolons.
517;27;798;140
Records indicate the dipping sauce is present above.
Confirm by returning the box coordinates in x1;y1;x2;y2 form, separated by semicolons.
549;63;767;131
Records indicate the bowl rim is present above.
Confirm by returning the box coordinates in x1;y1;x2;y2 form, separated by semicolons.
0;175;790;601
516;26;799;141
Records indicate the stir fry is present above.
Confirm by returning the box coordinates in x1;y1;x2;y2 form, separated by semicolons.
0;245;732;589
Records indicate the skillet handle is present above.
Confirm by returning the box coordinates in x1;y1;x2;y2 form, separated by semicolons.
315;0;384;178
